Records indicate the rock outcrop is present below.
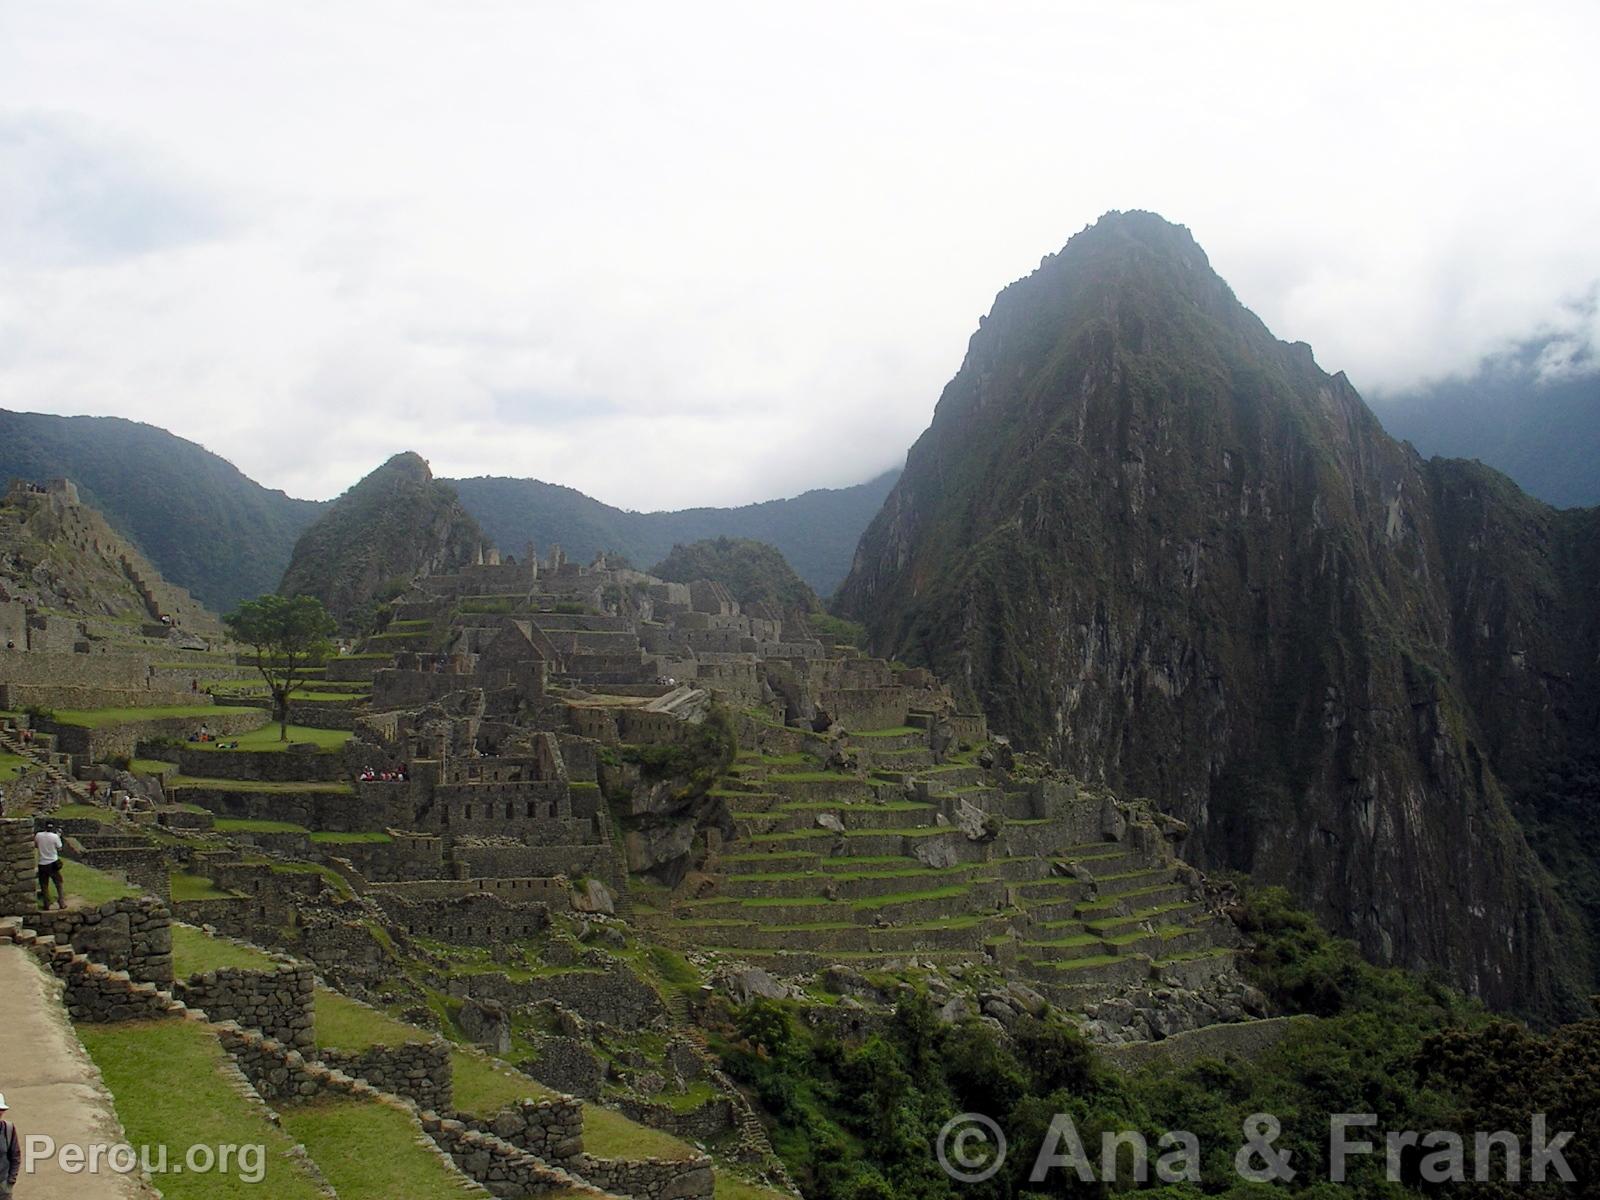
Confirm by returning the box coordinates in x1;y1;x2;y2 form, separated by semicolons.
279;452;489;626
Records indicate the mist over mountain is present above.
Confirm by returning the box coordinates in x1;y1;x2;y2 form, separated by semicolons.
837;210;1600;1022
1372;340;1600;508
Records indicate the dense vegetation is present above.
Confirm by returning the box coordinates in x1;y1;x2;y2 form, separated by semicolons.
714;887;1594;1198
650;537;819;611
450;470;899;598
0;408;321;611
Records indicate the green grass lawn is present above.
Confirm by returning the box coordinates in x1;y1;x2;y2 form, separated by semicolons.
171;923;280;976
315;988;429;1051
279;1098;489;1200
213;817;310;834
449;1046;555;1114
63;860;142;904
129;757;178;775
52;704;244;728
0;751;27;782
583;1103;698;1161
170;872;238;901
54;802;116;822
77;1019;329;1200
310;830;392;844
716;1176;794;1200
184;724;352;752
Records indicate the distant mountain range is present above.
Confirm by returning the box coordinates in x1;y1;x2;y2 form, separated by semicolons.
449;471;899;599
0;410;322;613
0;408;898;612
1371;341;1599;509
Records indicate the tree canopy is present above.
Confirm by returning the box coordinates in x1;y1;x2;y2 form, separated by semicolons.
225;593;337;740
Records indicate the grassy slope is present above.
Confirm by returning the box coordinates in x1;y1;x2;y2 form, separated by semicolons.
279;1097;490;1200
77;1019;328;1200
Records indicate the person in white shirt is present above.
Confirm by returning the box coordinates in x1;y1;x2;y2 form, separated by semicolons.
35;821;65;911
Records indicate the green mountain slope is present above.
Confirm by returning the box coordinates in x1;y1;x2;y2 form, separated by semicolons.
836;210;1599;1022
0;409;321;612
448;469;899;598
649;537;819;611
279;452;487;626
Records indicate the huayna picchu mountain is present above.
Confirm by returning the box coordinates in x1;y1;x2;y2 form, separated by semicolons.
836;210;1600;1023
279;452;490;626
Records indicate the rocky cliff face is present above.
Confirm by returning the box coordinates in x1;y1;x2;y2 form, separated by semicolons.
836;211;1599;1021
279;452;487;626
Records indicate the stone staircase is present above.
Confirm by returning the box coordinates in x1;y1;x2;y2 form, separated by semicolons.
0;722;91;805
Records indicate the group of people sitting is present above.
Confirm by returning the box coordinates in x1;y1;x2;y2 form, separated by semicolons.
357;765;410;782
187;726;239;749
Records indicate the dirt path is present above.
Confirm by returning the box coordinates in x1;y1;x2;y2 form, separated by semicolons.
0;943;157;1199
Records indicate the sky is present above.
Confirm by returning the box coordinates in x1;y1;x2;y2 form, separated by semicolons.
2;1;1597;507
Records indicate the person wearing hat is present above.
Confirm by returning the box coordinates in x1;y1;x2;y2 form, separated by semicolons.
35;821;65;912
0;1092;18;1196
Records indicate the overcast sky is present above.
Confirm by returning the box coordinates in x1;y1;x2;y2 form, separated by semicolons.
2;1;1597;507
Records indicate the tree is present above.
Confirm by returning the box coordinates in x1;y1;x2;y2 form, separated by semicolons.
225;594;337;741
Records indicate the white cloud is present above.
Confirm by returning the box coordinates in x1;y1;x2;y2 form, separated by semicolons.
1;0;1597;503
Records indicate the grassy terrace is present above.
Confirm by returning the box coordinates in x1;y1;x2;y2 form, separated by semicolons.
0;751;26;782
170;872;240;901
51;704;239;727
78;1019;328;1200
311;829;392;844
184;724;352;752
316;987;430;1051
280;1098;490;1200
449;1046;698;1160
213;817;310;833
63;860;142;904
54;802;116;822
172;922;280;976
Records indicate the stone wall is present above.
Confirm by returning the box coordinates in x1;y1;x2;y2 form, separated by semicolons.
45;708;266;762
375;890;553;943
449;964;666;1028
0;819;36;915
1098;1015;1313;1071
457;1096;585;1170
319;1039;453;1111
172;745;351;782
0;683;199;711
174;962;315;1050
30;896;173;985
578;1153;715;1200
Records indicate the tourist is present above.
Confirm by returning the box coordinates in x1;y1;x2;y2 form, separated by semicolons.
35;821;65;911
0;1094;18;1198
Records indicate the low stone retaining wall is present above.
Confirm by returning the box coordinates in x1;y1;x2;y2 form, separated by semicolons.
175;962;315;1051
616;1095;737;1144
2;921;178;1023
319;1039;453;1112
579;1153;715;1200
170;745;351;782
30;895;173;985
460;1096;585;1170
0;683;199;711
0;819;38;915
214;1022;603;1196
45;709;266;762
1098;1015;1314;1071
